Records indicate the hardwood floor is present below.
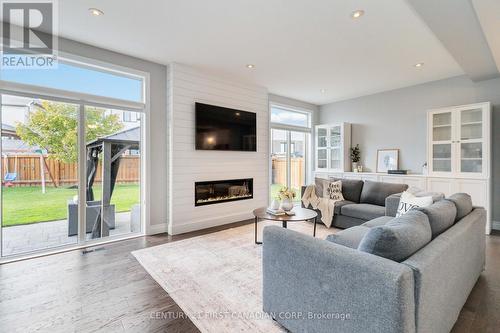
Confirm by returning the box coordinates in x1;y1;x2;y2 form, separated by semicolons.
0;223;499;333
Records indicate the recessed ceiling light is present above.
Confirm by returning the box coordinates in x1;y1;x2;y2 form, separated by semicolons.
414;62;425;68
320;89;326;94
89;8;104;16
351;10;365;19
246;64;255;69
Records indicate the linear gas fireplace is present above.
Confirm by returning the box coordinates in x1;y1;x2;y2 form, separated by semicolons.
195;178;253;206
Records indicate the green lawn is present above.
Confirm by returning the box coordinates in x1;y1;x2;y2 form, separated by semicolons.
2;184;139;227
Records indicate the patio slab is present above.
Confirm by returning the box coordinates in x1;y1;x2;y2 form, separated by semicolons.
2;212;135;256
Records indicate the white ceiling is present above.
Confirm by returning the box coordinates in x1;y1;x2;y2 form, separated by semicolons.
57;0;467;105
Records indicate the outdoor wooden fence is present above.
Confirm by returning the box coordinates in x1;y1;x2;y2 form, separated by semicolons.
272;157;305;187
1;154;140;186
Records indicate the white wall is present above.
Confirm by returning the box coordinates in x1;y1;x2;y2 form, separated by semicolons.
168;63;269;235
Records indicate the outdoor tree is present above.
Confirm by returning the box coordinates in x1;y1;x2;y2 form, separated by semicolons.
16;101;124;163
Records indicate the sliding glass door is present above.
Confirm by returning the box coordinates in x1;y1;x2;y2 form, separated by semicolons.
271;129;308;202
0;93;144;258
1;95;80;256
270;105;312;204
84;107;142;241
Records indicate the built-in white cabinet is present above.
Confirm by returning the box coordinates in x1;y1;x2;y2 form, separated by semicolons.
315;123;351;172
428;102;491;178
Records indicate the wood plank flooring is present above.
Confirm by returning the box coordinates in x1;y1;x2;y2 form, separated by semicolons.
0;223;499;333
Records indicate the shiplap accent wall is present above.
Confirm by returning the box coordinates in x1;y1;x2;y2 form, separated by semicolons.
167;63;269;235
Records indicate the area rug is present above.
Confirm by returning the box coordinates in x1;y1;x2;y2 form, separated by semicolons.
132;220;333;333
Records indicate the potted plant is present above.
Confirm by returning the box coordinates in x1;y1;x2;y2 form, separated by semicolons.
350;144;361;172
278;187;296;211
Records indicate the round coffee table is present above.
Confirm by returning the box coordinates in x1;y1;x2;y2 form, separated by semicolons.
253;207;318;244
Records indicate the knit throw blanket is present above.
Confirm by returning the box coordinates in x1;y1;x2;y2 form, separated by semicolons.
301;184;339;228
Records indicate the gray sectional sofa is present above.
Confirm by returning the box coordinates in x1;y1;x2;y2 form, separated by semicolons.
263;193;485;333
302;178;409;228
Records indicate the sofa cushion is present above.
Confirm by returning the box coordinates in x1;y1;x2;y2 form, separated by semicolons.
329;177;364;203
362;216;394;227
340;203;386;221
415;199;457;238
447;193;473;222
333;200;356;215
325;226;371;249
360;180;408;206
358;210;432;262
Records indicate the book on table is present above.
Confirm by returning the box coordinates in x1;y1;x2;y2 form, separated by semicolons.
266;208;286;216
266;208;296;216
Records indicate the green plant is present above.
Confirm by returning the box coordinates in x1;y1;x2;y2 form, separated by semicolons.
16;101;123;163
278;186;296;200
350;144;361;163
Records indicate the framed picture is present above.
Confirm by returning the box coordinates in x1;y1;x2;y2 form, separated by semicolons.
377;149;399;173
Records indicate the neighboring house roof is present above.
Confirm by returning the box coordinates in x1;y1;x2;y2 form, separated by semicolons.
1;138;41;154
2;123;18;138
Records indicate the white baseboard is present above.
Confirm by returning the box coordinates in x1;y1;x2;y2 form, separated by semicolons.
169;212;253;235
492;221;500;231
146;222;168;235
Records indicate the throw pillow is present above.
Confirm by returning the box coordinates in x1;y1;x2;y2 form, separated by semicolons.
314;178;329;197
324;180;344;201
396;191;433;217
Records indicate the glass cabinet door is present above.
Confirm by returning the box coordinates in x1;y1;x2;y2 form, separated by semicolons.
458;108;483;174
316;127;327;169
329;126;341;170
431;112;453;173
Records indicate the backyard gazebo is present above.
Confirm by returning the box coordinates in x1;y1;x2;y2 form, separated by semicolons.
85;126;140;238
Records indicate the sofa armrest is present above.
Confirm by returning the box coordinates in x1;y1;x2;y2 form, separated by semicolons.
386;193;402;217
262;226;415;333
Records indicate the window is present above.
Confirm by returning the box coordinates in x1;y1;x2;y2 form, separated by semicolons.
280;142;287;153
1;60;144;103
271;106;310;128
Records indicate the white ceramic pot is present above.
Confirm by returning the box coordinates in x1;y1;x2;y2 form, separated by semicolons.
352;162;359;172
270;199;280;210
280;198;294;211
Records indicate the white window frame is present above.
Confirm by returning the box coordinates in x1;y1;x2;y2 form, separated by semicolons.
269;103;313;202
0;54;151;263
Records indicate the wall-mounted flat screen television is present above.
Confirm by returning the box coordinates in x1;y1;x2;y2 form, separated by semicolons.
195;102;257;151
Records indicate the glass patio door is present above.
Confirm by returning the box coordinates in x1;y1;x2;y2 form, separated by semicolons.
1;94;79;256
83;106;142;242
0;94;144;258
270;128;308;202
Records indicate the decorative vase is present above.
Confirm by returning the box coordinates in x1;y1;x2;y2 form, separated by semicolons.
352;162;359;172
357;165;363;172
280;198;294;211
270;199;280;210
